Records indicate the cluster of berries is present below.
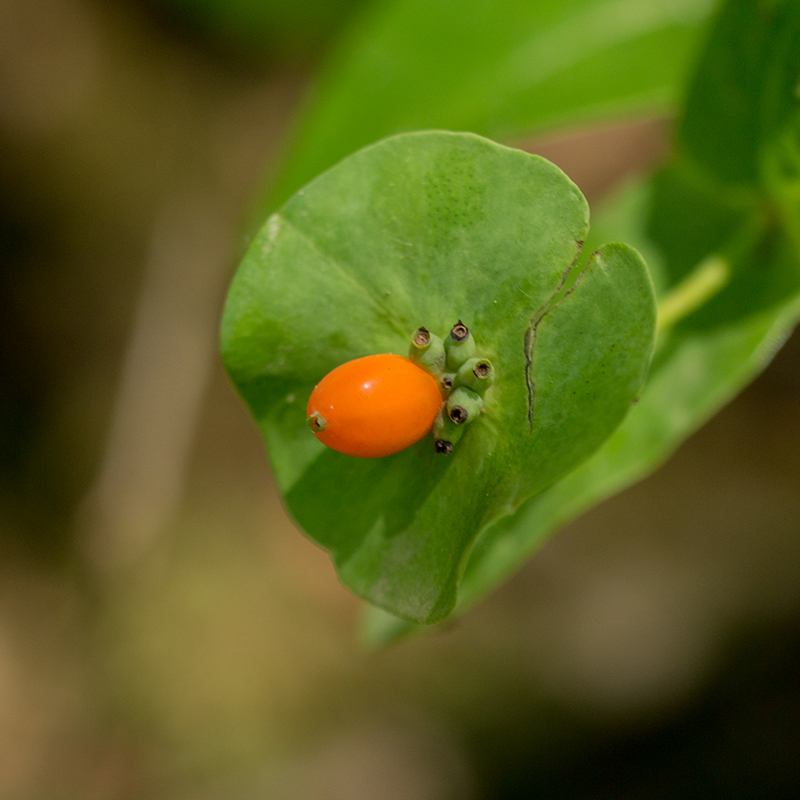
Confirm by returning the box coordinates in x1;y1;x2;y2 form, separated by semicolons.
306;322;493;459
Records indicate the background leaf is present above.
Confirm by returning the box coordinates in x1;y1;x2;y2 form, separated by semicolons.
679;0;800;192
222;131;656;622
257;0;716;217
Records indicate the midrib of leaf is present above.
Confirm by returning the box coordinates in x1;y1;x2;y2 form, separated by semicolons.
278;214;410;340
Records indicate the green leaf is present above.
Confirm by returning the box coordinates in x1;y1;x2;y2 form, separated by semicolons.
679;0;800;193
259;0;715;215
646;165;748;287
222;131;656;623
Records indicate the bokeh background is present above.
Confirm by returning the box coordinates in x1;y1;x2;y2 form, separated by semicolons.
2;0;800;797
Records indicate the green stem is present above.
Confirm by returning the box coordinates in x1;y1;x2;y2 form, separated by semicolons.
656;254;730;331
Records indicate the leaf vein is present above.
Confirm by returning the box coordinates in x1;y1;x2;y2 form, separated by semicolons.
279;214;409;339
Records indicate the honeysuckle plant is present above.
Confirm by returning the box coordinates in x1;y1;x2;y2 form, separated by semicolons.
222;0;800;645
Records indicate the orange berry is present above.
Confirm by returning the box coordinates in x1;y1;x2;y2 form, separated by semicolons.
306;354;443;458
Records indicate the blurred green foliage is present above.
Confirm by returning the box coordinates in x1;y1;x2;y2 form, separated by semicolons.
147;0;368;59
260;0;717;216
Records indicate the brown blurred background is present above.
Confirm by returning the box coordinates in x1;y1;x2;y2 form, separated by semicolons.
1;0;800;797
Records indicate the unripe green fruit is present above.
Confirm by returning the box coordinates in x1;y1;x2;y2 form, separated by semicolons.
432;407;464;454
409;326;446;374
446;387;483;425
455;357;494;393
444;320;475;371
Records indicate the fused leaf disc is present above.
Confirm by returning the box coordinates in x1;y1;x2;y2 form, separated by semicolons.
221;131;656;623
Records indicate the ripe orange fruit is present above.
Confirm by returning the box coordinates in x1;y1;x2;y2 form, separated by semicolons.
306;354;443;458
